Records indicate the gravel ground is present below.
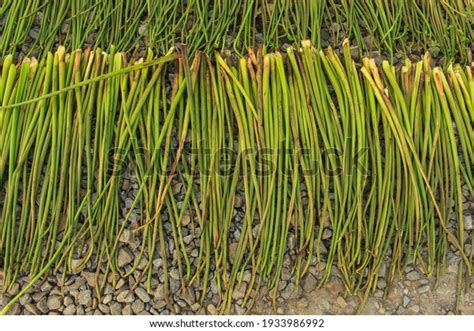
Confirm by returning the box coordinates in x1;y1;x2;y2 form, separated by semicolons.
0;10;473;317
0;175;472;315
0;245;472;315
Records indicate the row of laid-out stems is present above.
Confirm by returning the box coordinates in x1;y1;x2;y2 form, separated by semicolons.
0;0;473;61
0;40;473;315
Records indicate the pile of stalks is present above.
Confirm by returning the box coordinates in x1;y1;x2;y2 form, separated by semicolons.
0;41;472;314
1;0;473;61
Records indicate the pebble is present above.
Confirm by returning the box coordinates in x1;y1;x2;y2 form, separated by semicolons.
135;287;151;303
154;300;167;310
322;228;332;240
63;305;76;315
464;214;473;231
336;296;347;308
78;290;92;306
418;285;430;294
36;298;49;314
98;304;110;314
234;195;243;208
169;269;180;281
403;295;410;307
154;285;166;300
110;303;122;315
281;283;301;300
232;283;247;301
82;272;100;288
64;296;74;306
117;290;135;303
181;214;191;227
19;294;31;306
122;304;132;315
118;248;134;267
119;229;134;245
24;303;40;315
47;296;62;311
180;288;195;306
406;271;420;281
302;274;318;293
207;304;218;315
8;283;20;296
32;292;47;302
132;300;145;314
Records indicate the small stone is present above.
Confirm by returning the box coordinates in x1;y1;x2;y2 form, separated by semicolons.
183;235;193;244
132;300;145;314
232;283;247;301
122;179;130;190
29;28;39;39
115;278;126;290
191;303;201;312
207;304;218;315
19;294;32;306
122;304;132;315
235;304;246;314
64;296;74;306
172;182;183;195
36;298;49;314
153;259;163;268
82;272;100;288
135;287;151;303
102;294;113;305
281;283;301;300
180;288;195;306
169;269;180;281
98;304;110;314
234;195;243;208
154;285;166;300
276;307;284;315
403;295;410;307
110;303;122;315
418;285;430;294
63;305;76;315
170;279;180;293
154;300;167;310
406;271;420;281
8;283;20;296
32;292;47;302
40;282;53;292
25;303;40;315
210;278;218;294
464;214;473;231
119;229;134;245
377;279;387;290
181;214;191;226
117;290;135;303
336;296;347;308
302;274;318;292
407;304;420;314
78;290;92;306
118;248;134;267
322;228;332;240
47;296;62;311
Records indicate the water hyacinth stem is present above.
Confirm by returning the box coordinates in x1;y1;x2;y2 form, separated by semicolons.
0;41;473;315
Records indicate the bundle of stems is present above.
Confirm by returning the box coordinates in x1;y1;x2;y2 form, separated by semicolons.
0;40;472;314
1;1;472;61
